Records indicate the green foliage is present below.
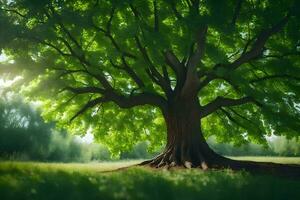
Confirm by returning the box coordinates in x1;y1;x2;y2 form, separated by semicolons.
0;0;299;153
0;162;300;200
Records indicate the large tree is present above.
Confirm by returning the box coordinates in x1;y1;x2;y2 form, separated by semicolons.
1;0;300;170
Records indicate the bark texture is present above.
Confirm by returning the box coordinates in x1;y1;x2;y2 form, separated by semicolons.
141;95;222;169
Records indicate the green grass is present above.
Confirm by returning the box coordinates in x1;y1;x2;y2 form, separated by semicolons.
0;160;142;173
0;157;300;200
229;156;300;164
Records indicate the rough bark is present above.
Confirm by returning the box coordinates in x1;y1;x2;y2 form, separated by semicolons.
140;95;223;169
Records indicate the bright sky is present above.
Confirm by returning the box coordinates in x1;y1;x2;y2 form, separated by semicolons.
0;76;22;88
0;54;6;62
0;52;94;143
76;132;94;144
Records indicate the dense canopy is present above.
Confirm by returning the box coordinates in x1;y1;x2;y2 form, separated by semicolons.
0;0;300;159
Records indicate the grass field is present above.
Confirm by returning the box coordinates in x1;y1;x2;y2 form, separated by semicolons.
229;156;300;164
0;157;300;200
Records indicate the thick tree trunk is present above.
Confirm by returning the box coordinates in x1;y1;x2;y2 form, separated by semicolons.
141;95;224;169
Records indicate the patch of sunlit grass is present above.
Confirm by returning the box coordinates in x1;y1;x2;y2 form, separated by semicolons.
229;156;300;164
0;160;142;173
0;159;299;200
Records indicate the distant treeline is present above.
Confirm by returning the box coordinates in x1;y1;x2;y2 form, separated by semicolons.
0;95;110;162
0;97;299;162
207;137;300;157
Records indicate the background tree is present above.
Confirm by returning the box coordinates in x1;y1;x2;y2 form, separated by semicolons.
0;95;52;160
0;93;112;162
0;0;300;170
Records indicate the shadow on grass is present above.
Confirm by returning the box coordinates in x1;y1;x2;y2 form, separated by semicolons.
0;163;299;200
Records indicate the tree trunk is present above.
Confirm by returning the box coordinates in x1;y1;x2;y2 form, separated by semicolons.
141;95;223;169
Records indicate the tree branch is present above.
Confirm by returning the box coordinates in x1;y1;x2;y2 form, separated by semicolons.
121;56;145;88
1;8;26;18
220;108;248;130
162;65;170;85
227;107;260;128
49;5;83;50
250;74;300;83
59;22;82;50
198;14;290;92
64;86;168;122
129;3;153;32
69;89;167;122
55;31;113;90
32;37;71;57
70;96;109;122
91;19;136;59
181;25;208;96
109;92;167;111
56;69;86;79
106;6;115;33
190;0;200;14
231;0;243;25
200;96;259;118
20;3;168;120
169;0;182;20
186;25;208;71
164;50;186;92
153;0;159;32
110;57;145;88
164;50;184;78
230;14;290;70
32;34;113;90
63;86;105;94
134;36;172;96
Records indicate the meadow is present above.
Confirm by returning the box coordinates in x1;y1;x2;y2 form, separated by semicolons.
0;157;300;200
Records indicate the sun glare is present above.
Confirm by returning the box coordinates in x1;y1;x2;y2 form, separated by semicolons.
0;76;22;88
0;52;8;62
76;129;94;144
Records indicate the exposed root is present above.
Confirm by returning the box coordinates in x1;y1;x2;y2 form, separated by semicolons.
200;161;208;170
183;161;192;169
139;153;300;178
139;151;210;170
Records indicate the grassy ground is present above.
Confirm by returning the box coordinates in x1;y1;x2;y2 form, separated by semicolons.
0;157;300;200
229;156;300;164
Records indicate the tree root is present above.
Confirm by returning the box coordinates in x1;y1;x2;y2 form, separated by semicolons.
139;155;300;178
138;150;209;170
